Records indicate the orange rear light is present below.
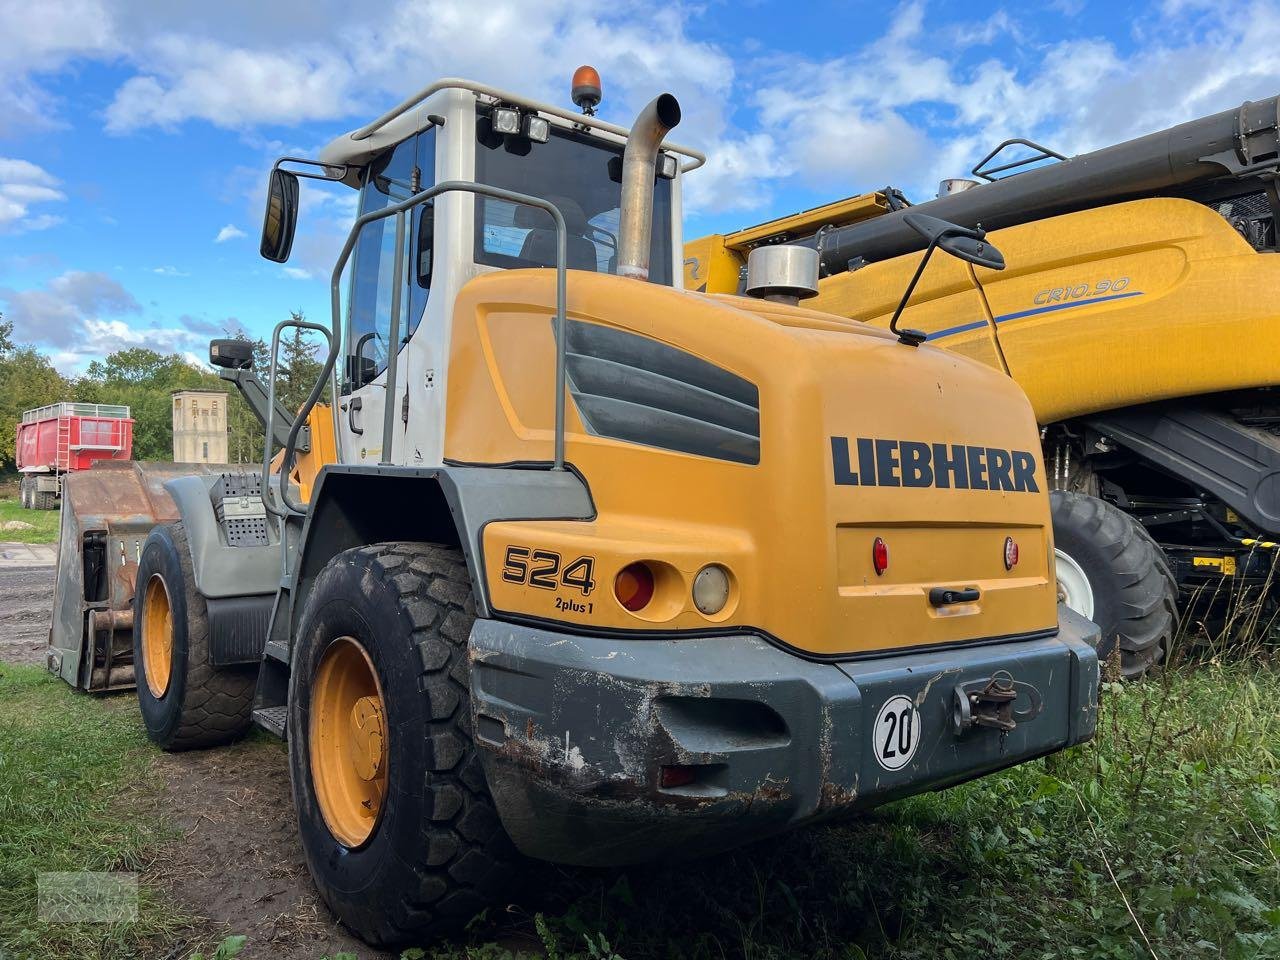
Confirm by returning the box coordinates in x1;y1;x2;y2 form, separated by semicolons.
615;562;655;611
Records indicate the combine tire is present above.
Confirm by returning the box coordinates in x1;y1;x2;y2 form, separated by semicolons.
132;522;255;749
1051;491;1178;680
288;543;516;947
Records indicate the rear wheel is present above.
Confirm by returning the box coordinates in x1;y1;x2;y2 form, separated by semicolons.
19;476;31;509
288;542;516;947
132;522;255;749
1051;491;1178;680
32;478;57;510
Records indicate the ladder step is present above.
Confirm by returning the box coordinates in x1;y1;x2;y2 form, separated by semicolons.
252;706;287;739
264;639;290;664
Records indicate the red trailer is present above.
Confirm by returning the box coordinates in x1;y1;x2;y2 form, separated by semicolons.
16;403;134;509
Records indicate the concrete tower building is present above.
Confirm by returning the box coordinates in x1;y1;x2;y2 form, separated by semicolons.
172;390;228;463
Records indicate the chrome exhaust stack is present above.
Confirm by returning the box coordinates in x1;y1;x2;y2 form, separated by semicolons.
617;93;681;281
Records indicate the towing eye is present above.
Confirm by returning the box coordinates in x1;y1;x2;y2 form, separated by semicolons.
951;670;1043;735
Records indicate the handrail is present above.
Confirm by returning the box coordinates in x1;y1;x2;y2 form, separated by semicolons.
276;180;569;518
261;316;334;518
345;77;706;172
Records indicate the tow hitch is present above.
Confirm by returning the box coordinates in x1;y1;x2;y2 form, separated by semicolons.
952;671;1043;735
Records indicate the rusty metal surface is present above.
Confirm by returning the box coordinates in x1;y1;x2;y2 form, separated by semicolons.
48;460;239;691
467;615;1099;867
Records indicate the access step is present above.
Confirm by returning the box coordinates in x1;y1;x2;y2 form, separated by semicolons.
252;706;288;739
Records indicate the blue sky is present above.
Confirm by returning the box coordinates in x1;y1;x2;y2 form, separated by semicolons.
2;0;1278;372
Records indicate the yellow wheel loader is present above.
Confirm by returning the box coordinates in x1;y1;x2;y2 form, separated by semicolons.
50;71;1098;947
686;95;1280;679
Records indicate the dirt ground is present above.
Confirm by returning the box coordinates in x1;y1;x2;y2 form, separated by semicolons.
140;737;386;960
0;565;56;666
0;561;387;959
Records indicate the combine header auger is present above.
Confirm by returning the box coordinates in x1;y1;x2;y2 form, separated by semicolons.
687;94;1280;679
54;70;1099;946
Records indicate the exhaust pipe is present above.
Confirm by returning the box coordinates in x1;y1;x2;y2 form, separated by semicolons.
617;93;681;281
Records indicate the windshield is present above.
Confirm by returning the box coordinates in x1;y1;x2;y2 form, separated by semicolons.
473;110;674;285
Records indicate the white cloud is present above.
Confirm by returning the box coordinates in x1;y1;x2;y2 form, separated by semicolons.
281;266;312;280
0;157;66;233
214;223;246;243
0;268;218;372
745;1;1280;202
0;270;140;348
152;265;190;276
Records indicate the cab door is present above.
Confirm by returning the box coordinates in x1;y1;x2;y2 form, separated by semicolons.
338;130;434;465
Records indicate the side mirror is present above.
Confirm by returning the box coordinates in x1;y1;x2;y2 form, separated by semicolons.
260;168;300;263
902;212;1005;270
889;214;1008;347
415;202;434;289
209;338;255;370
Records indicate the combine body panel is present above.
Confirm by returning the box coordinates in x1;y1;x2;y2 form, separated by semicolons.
808;198;1280;424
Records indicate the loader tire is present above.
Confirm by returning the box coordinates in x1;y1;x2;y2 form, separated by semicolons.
1050;491;1178;680
133;522;255;750
288;542;516;947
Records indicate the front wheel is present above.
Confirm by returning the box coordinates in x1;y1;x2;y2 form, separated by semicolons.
1051;491;1178;680
132;522;255;749
288;542;516;947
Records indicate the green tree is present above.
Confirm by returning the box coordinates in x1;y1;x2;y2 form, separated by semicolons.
0;344;70;471
277;311;326;414
74;348;223;461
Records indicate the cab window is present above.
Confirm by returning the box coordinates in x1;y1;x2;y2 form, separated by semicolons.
345;128;436;389
473;113;673;284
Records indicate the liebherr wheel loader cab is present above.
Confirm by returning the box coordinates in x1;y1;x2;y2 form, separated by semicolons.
687;95;1280;679
118;74;1097;947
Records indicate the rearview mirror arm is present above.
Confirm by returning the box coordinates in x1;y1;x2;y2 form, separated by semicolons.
887;235;942;347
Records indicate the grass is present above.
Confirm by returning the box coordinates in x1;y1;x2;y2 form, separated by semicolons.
3;649;1279;959
0;664;183;960
0;496;60;544
422;658;1280;960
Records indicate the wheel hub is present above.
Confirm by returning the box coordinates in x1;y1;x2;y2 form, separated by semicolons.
310;637;389;848
349;695;386;782
1054;548;1096;620
140;574;174;698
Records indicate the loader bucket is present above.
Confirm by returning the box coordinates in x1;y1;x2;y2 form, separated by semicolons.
48;460;233;692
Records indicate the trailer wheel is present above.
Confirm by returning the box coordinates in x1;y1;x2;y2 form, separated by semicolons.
19;476;32;509
32;478;57;512
288;543;516;947
1050;491;1178;680
132;522;255;749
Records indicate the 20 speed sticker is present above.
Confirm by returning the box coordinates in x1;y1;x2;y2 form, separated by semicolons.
873;695;921;771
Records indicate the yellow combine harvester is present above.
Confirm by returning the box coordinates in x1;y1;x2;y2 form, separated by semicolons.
51;70;1099;947
688;96;1280;678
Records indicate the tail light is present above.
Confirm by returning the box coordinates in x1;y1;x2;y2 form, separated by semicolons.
1004;536;1019;570
872;537;889;576
615;562;656;611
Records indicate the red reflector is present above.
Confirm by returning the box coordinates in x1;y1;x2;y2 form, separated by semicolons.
615;562;656;612
659;765;696;789
1004;536;1019;570
872;537;889;576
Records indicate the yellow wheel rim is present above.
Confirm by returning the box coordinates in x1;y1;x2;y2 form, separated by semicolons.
141;574;173;698
310;637;388;848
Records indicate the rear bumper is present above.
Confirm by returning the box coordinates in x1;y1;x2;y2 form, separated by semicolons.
468;606;1099;866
